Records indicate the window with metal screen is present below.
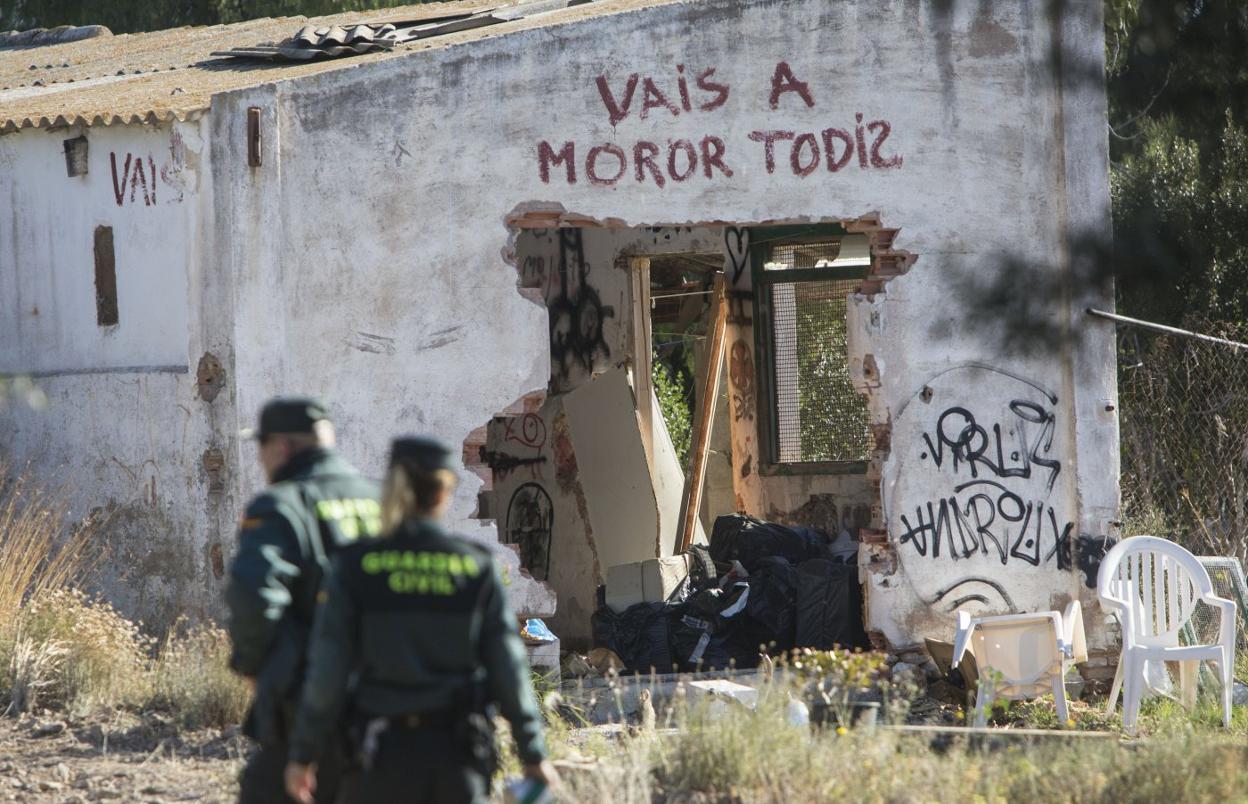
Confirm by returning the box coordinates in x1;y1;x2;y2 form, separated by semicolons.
754;231;872;468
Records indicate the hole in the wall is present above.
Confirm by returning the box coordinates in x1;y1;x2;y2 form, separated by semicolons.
202;448;225;494
208;542;225;580
479;210;915;649
246;107;262;168
63;135;88;177
196;353;226;402
92;225;118;327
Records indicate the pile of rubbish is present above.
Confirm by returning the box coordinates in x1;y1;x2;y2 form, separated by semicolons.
590;514;870;674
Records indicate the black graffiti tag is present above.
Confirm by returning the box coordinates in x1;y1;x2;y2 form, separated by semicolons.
897;479;1075;568
920;400;1061;492
548;229;615;384
723;226;749;287
1075;534;1118;588
505;482;554;581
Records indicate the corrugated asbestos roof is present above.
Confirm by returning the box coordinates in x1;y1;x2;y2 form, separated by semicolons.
0;0;672;134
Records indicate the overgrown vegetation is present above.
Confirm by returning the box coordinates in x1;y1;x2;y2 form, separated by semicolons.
652;350;692;468
1106;0;1248;604
1117;320;1248;565
793;282;871;463
0;470;248;728
1106;0;1248;327
542;673;1248;804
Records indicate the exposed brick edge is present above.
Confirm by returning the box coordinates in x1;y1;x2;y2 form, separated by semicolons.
846;212;918;631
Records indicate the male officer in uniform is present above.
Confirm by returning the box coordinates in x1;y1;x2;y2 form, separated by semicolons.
226;397;382;803
283;436;557;804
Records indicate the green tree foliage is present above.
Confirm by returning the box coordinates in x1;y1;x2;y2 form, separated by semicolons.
0;0;426;33
1106;0;1248;324
795;285;869;464
652;351;691;469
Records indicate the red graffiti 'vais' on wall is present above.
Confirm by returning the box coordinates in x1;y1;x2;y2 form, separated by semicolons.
536;62;902;187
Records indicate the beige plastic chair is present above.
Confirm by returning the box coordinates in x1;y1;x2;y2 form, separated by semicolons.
1098;535;1236;734
951;601;1087;727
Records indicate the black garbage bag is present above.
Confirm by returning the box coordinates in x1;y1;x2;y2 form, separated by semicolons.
742;556;799;651
668;610;760;671
591;602;676;674
709;514;828;570
684;582;750;631
667;581;759;671
685;544;719;593
794;558;870;651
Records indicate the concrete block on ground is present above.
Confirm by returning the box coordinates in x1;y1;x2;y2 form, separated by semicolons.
687;679;759;710
606;554;692;612
526;637;560;673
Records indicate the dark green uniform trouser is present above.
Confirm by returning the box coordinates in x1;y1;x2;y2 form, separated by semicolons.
342;719;494;804
238;737;346;804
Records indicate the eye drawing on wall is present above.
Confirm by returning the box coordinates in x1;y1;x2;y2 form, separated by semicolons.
504;413;547;450
548;229;614;383
505;482;554;582
729;339;756;421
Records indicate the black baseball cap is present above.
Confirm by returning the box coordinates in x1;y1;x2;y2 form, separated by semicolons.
389;436;454;473
243;396;330;441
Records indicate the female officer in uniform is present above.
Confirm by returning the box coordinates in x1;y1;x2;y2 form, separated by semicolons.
283;436;558;803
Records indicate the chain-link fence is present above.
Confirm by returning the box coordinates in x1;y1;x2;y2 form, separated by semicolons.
1118;318;1248;665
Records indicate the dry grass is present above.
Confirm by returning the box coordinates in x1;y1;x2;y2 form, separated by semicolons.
550;683;1248;803
4;635;68;715
150;620;250;730
0;468;101;631
0;469;248;729
0;468;105;713
18;589;154;715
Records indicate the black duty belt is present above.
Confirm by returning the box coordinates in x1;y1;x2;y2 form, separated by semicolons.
389;708;463;730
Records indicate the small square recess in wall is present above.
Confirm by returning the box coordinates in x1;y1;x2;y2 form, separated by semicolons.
63;135;88;176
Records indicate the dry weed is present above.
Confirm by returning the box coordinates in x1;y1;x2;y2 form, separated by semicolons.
0;469;107;715
551;691;1248;803
20;589;153;715
4;635;68;715
151;620;250;729
0;468;101;629
0;469;250;730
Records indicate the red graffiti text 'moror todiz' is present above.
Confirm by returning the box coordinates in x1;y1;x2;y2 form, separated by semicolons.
539;62;902;187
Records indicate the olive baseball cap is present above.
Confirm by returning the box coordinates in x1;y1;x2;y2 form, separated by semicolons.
389;436;454;473
242;396;330;441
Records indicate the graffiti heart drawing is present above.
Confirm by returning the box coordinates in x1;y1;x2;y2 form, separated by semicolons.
724;226;750;288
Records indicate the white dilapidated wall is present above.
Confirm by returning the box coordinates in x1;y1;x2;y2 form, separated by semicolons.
0;119;238;631
2;0;1116;651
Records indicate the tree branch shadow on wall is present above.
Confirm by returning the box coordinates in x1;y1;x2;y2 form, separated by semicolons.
943;216;1192;357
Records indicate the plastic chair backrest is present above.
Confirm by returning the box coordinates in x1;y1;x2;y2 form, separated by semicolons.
969;615;1060;682
1098;536;1215;647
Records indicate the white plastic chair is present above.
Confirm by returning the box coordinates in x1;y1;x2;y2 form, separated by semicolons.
951;601;1087;727
1098;535;1237;734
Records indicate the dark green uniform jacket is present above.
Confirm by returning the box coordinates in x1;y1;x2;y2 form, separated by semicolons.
288;519;547;766
225;448;381;742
